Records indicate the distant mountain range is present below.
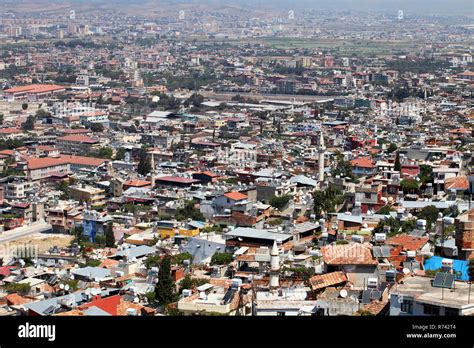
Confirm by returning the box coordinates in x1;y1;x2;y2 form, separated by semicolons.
1;0;472;17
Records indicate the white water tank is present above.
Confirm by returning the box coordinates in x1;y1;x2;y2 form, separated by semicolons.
442;258;453;270
126;308;137;316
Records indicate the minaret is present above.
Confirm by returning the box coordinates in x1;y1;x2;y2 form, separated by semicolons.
318;130;326;184
269;241;280;290
374;125;378;147
150;150;155;188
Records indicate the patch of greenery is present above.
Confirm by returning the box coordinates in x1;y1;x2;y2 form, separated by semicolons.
269;194;292;210
210;252;233;265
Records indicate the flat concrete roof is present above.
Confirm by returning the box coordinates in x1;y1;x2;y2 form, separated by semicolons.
392;276;474;311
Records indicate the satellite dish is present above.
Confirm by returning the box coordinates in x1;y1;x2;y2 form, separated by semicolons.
133;297;139;303
59;283;65;289
402;268;410;275
65;284;70;291
340;289;348;298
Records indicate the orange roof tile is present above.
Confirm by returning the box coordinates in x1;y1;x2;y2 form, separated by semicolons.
321;243;377;265
387;234;429;251
57;135;99;144
124;180;151;187
224;192;248;201
309;271;348;291
6;293;32;306
444;176;469;190
350;157;375;169
5;84;65;94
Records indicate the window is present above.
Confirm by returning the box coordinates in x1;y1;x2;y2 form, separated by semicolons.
445;307;458;316
400;299;413;314
423;304;440;315
277;312;285;316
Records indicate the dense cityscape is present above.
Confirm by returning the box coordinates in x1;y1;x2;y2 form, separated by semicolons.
0;0;472;322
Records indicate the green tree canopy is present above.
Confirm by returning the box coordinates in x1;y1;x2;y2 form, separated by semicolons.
269;194;292;210
137;147;151;176
105;222;115;248
155;257;176;305
210;252;233;266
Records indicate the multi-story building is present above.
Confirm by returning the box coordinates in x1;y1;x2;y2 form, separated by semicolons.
24;157;70;181
68;184;106;207
56;135;100;155
3;179;36;200
455;209;474;260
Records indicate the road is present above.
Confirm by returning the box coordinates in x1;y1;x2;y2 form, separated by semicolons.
0;222;53;244
200;91;337;103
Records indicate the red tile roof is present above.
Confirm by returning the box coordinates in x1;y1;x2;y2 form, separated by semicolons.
26;155;106;170
124;180;151;187
309;271;348;291
387;234;429;251
57;135;99;144
4;84;65;94
60;155;107;167
0;128;22;134
350;157;375;169
444;176;469;190
156;176;199;184
224;192;248;201
26;156;68;170
321;243;377;265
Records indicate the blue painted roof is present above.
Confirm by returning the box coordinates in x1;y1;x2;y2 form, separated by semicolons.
424;256;469;281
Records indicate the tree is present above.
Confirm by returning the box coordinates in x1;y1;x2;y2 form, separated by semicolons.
175;200;204;221
387;143;397;153
144;255;162;269
21;103;28;111
155;257;176;305
394;152;401;172
22;115;36;131
35;109;50;118
137;147;151;176
377;205;394;215
400;179;419;193
89;123;104;132
418;164;433;184
418;205;439;231
373;217;401;236
0;113;4;125
72;225;84;244
269;194;292;210
88;147;113;159
210;252;233;265
313;184;345;218
333;153;354;180
95;235;106;247
469;259;474;282
105;222;115;248
179;274;193;294
185;93;204;107
115;147;127;161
